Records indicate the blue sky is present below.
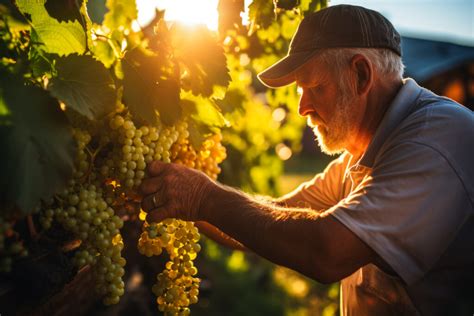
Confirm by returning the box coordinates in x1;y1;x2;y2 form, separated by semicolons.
330;0;473;46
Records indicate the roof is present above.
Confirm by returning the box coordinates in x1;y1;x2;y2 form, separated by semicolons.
401;36;474;82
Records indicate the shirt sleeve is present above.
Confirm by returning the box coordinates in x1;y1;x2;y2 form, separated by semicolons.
329;141;473;285
280;153;352;211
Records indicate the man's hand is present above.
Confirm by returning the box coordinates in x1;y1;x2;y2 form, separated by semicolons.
139;161;215;223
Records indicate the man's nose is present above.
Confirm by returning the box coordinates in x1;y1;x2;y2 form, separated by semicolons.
298;89;313;117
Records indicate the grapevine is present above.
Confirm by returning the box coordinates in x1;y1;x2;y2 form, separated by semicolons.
0;0;324;314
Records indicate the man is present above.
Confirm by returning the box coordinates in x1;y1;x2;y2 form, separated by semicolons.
140;5;474;315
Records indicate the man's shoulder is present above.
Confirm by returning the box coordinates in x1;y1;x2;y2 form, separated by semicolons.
378;89;474;204
391;88;473;146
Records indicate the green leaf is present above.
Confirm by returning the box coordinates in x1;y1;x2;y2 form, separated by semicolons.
0;72;75;214
182;92;228;129
15;0;86;56
0;3;29;32
181;91;228;148
299;0;327;15
171;24;231;99
215;88;246;114
44;0;83;23
48;54;116;120
90;37;116;68
122;48;182;125
28;47;53;78
103;0;137;31
248;0;275;34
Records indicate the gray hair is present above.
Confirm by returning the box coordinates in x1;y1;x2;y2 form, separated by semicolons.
315;48;404;93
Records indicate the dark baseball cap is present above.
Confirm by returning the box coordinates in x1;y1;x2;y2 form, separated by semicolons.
257;4;401;88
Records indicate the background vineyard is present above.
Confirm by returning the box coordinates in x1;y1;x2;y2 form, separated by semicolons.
0;0;338;315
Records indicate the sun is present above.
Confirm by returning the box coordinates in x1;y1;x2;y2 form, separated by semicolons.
136;0;219;31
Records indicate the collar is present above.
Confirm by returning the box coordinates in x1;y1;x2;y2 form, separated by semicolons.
355;78;424;169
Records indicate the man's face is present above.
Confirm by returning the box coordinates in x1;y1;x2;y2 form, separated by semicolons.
296;60;362;155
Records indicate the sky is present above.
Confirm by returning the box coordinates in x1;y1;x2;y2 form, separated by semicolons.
136;0;474;46
330;0;473;46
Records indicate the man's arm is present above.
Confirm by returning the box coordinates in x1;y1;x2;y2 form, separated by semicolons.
140;162;376;283
194;221;247;251
202;184;375;283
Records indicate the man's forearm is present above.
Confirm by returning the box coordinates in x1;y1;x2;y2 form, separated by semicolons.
201;183;328;279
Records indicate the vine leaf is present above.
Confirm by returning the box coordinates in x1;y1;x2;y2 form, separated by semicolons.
299;0;327;14
248;0;275;34
0;72;75;215
170;24;231;99
215;88;246;114
103;0;137;31
122;48;182;126
181;92;228;148
15;0;86;56
91;38;116;68
44;0;84;23
48;54;116;120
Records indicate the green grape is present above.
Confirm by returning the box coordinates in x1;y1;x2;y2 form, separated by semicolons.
138;218;201;314
37;128;126;305
171;132;226;180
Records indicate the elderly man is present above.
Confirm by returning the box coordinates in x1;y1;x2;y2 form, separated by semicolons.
140;5;474;315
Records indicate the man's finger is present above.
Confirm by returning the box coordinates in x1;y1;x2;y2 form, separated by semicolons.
147;160;167;177
141;191;166;212
146;207;173;224
139;176;163;195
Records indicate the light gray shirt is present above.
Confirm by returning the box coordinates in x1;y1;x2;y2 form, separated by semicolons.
283;78;474;315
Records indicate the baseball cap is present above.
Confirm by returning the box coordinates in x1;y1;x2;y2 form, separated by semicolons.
257;4;401;88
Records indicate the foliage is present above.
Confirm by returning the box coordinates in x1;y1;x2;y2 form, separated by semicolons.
0;0;339;315
0;0;230;215
0;71;75;214
217;0;328;195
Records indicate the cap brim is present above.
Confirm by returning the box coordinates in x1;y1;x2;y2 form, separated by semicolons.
257;51;318;88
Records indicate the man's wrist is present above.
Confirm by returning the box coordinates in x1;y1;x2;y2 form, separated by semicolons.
198;179;220;222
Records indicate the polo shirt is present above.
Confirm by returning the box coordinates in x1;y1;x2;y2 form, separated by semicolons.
283;78;474;315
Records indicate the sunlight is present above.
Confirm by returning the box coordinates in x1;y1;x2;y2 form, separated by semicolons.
136;0;219;31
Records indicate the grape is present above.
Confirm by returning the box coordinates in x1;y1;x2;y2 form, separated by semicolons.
171;132;226;180
38;128;126;305
138;218;201;314
36;113;225;312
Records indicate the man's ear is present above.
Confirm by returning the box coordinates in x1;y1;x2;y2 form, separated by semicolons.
350;54;373;96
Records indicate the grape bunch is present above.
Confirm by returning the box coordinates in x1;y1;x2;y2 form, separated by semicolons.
171;133;226;180
39;128;126;305
138;218;201;315
98;113;186;192
36;110;227;311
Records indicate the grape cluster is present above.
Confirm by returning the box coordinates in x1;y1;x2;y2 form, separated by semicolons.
138;218;201;314
99;113;185;192
39;129;126;305
171;133;226;180
36;113;226;311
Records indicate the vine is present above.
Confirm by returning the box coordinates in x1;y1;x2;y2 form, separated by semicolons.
0;0;327;314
